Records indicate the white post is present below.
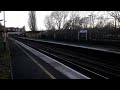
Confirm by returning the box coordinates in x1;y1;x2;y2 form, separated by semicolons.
86;30;87;40
54;33;56;40
3;11;6;50
78;31;79;40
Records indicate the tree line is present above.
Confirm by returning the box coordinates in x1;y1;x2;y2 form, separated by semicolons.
43;11;120;30
28;11;120;31
26;11;120;45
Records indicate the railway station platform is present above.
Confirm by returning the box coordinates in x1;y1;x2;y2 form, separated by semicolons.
16;37;120;55
8;36;120;79
8;37;89;79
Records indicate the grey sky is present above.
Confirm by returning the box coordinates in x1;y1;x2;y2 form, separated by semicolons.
0;11;114;31
0;11;52;31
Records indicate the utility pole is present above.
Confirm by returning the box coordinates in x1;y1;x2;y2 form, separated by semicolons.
115;18;117;29
3;11;6;50
89;15;92;28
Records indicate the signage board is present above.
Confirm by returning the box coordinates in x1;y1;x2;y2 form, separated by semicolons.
80;30;87;33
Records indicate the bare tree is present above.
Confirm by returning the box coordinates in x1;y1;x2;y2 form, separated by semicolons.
44;15;55;30
95;15;108;28
69;11;80;29
80;17;89;28
62;11;81;29
108;11;120;28
96;21;104;28
21;26;26;32
88;11;103;28
63;11;89;30
62;11;69;28
71;16;81;29
28;11;37;31
104;20;115;28
50;11;69;30
70;11;79;20
63;16;81;29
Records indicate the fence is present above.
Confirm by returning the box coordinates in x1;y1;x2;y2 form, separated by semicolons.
21;28;120;46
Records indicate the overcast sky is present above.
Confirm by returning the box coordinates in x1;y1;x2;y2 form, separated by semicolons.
0;11;52;31
0;11;113;31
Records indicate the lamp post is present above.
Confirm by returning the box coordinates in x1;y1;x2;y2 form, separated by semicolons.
89;15;92;28
3;11;6;50
0;11;6;50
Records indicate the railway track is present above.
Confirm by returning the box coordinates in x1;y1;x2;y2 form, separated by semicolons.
11;36;120;79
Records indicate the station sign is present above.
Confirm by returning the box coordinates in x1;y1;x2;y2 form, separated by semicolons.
79;30;87;33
